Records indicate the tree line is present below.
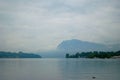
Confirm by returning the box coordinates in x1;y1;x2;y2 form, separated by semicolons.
0;51;41;58
65;50;120;58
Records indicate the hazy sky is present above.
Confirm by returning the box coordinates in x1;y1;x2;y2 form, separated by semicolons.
0;0;120;52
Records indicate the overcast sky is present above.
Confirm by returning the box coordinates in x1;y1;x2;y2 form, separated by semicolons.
0;0;120;52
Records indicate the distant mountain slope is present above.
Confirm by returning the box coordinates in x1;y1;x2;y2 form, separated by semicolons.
57;39;108;52
39;39;120;58
109;44;120;51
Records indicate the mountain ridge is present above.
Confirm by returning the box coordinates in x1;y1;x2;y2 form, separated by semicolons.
39;39;120;58
57;39;109;52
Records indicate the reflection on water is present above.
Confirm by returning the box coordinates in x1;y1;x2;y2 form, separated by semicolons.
0;58;120;80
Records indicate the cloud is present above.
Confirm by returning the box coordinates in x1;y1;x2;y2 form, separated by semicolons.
0;0;120;52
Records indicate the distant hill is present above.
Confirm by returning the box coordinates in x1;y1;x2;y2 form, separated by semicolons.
109;44;120;51
39;39;120;58
0;51;41;58
57;39;109;52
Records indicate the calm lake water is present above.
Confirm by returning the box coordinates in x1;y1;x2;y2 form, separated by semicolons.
0;58;120;80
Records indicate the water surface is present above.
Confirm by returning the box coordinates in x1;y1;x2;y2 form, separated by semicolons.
0;58;120;80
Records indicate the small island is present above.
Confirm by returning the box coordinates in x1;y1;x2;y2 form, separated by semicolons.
65;50;120;59
0;51;41;58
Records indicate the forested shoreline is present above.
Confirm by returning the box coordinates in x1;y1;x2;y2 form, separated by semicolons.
65;50;120;58
0;51;41;58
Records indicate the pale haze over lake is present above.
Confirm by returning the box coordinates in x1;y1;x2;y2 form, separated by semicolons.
0;0;120;80
0;0;120;52
0;59;120;80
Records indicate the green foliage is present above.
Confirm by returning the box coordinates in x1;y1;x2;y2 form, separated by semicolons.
66;53;70;58
65;50;120;58
0;51;41;58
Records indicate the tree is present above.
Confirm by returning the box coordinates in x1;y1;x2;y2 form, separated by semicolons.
75;52;80;58
66;53;70;58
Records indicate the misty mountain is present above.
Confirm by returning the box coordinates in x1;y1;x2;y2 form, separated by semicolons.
39;39;120;58
57;39;109;52
109;44;120;51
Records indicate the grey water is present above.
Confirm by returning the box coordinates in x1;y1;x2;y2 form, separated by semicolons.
0;58;120;80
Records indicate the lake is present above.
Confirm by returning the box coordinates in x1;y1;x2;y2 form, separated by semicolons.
0;58;120;80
